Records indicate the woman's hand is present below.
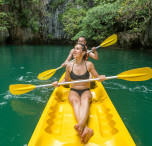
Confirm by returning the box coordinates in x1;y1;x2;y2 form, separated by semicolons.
91;47;96;53
52;81;59;87
98;75;106;82
61;61;68;67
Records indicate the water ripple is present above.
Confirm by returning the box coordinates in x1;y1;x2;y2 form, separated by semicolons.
103;81;152;94
3;89;51;104
5;72;57;104
0;101;7;107
129;85;152;93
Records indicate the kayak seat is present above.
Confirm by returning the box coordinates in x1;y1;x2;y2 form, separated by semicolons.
55;81;104;103
91;82;105;103
63;84;71;88
55;86;70;102
90;81;98;89
95;105;119;137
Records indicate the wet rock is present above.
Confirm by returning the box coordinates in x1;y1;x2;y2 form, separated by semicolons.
141;17;152;49
0;29;9;44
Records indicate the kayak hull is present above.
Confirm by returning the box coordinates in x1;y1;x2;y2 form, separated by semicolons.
28;74;135;146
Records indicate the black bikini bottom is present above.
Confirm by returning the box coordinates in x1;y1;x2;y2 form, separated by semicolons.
70;88;90;96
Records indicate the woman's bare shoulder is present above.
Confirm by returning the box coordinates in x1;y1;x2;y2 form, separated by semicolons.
86;61;94;66
86;61;94;71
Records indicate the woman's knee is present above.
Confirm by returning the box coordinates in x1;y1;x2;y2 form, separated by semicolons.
81;92;92;102
81;95;90;104
69;96;80;105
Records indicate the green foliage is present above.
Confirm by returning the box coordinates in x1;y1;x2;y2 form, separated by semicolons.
62;3;87;38
73;2;118;41
0;0;3;4
0;0;46;34
50;0;65;10
74;0;87;7
28;17;39;33
0;0;151;43
18;9;31;27
94;0;117;5
72;0;151;41
0;12;8;30
48;34;54;39
117;0;151;33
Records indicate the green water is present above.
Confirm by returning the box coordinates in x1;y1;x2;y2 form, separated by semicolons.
0;45;152;146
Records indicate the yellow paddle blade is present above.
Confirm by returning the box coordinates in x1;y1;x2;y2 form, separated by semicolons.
117;67;152;81
100;34;117;47
9;84;36;95
38;69;56;80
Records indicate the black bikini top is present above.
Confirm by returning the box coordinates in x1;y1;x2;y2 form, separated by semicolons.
70;61;89;80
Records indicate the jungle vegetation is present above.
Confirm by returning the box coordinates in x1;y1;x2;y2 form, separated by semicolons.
0;0;151;44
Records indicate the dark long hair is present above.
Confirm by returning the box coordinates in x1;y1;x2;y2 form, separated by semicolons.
75;43;87;60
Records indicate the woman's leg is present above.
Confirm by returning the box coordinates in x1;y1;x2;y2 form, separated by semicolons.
68;90;84;135
74;90;92;136
68;89;93;138
78;90;92;128
79;90;93;144
68;90;81;123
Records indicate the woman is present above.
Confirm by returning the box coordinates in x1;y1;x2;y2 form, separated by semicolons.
52;43;105;144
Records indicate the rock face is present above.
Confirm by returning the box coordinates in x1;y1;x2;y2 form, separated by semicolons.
141;17;152;49
42;0;70;42
7;27;34;44
117;17;152;49
47;4;66;39
0;29;9;44
118;32;140;49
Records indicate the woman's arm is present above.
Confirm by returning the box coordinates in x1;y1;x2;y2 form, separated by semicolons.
64;64;71;82
88;47;99;60
88;62;99;78
88;62;105;82
61;49;74;67
52;64;71;87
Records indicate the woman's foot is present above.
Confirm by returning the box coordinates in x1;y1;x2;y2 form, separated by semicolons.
74;123;84;136
81;126;93;144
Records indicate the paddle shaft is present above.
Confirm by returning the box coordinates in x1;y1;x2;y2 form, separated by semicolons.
37;73;148;88
35;76;117;88
56;46;101;71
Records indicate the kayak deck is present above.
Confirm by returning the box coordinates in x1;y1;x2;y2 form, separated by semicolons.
28;74;135;146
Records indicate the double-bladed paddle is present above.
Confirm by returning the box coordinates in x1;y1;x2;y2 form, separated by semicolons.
38;34;117;80
9;67;152;95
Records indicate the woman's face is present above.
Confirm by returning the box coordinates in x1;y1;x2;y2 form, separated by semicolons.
73;44;85;59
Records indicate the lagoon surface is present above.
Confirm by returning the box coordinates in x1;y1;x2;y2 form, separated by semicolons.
0;45;152;146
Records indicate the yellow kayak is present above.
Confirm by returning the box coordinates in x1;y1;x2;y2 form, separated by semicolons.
28;73;136;146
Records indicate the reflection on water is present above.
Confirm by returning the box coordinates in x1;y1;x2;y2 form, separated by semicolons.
11;100;40;116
